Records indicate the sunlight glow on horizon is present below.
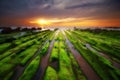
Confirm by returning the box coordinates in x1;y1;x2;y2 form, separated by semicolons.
30;19;49;25
29;18;120;27
29;18;77;25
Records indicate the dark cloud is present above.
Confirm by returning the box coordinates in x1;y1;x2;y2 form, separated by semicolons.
0;0;54;16
66;0;120;10
65;0;120;20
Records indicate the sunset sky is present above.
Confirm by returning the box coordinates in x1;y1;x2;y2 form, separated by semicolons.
0;0;120;28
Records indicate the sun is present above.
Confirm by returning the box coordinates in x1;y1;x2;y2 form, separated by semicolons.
29;19;49;25
38;19;48;24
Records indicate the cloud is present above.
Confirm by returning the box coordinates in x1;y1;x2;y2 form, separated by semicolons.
65;0;120;10
0;0;120;26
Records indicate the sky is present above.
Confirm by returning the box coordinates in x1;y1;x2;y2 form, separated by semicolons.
0;0;120;28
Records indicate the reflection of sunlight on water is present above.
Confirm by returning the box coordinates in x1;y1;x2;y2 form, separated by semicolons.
54;30;59;37
53;27;72;37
